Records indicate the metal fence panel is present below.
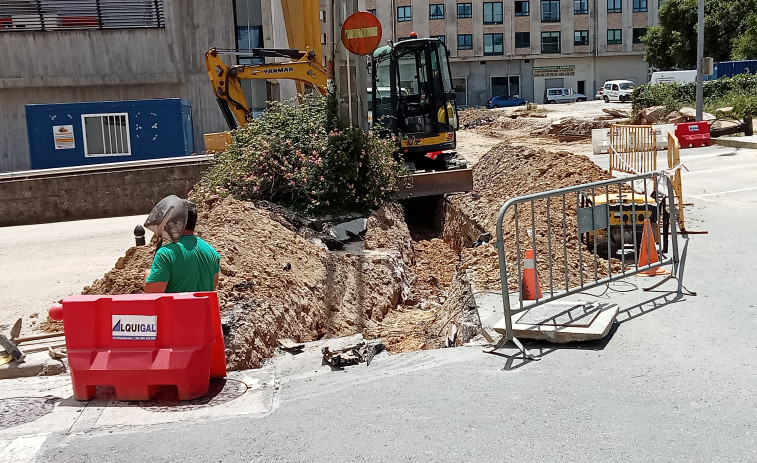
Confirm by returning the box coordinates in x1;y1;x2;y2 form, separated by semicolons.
609;125;657;175
494;172;682;349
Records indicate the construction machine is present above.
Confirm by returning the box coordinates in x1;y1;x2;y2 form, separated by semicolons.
579;191;661;259
369;36;472;197
204;46;328;131
204;36;473;198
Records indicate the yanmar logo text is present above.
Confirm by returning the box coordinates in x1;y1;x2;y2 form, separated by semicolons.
112;315;157;340
264;67;293;74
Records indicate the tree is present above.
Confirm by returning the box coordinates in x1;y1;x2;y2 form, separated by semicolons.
642;0;757;70
732;13;757;60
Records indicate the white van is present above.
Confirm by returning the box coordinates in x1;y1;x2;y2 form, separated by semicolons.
650;70;697;85
543;88;588;104
602;80;636;102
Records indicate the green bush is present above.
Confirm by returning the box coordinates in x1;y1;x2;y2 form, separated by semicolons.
633;71;757;119
192;96;404;214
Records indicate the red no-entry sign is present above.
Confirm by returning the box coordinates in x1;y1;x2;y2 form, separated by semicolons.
341;11;382;55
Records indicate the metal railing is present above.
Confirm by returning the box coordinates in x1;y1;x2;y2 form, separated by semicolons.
0;0;165;31
493;172;683;357
609;124;657;175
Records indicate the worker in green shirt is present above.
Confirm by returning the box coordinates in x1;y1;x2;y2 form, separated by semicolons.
143;199;220;293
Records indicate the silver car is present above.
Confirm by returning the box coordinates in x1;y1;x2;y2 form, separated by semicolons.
543;87;588;104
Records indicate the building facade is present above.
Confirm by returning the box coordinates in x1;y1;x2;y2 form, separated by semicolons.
364;0;658;106
0;0;243;172
0;0;321;172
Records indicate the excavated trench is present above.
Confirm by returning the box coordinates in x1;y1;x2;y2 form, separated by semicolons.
41;140;614;371
42;194;488;372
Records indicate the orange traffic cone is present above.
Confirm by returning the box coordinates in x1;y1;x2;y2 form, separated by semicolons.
521;249;543;300
637;219;670;276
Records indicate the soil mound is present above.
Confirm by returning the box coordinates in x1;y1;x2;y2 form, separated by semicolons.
449;143;618;290
81;197;413;369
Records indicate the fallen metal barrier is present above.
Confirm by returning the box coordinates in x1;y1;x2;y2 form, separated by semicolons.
609;125;657;175
492;172;686;359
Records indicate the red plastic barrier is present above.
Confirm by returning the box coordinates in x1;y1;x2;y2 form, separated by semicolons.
49;292;226;401
675;121;711;148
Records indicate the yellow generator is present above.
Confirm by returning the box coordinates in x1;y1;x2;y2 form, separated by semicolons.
579;192;660;259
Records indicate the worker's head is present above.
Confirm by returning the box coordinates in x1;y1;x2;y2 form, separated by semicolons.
184;200;198;231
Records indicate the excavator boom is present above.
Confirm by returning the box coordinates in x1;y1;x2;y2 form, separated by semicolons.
205;47;327;130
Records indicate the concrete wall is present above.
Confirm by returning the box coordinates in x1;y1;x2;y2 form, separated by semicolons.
0;0;236;172
0;160;212;226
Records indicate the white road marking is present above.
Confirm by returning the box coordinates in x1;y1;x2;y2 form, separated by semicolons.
683;164;757;176
0;433;50;462
688;185;757;198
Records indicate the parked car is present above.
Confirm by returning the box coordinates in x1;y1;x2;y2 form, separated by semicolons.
595;89;604;100
487;95;527;108
602;80;636;102
543;88;588;104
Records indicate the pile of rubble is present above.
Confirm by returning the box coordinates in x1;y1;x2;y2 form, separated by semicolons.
530;117;616;142
459;108;498;129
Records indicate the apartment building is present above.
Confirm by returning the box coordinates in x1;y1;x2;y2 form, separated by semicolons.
364;0;658;106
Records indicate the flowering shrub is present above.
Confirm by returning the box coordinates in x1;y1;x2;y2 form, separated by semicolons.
192;97;404;213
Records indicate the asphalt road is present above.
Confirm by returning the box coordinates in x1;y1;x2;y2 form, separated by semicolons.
5;142;757;462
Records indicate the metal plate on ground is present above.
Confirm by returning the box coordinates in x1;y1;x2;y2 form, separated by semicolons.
0;396;61;429
516;301;602;327
139;378;247;412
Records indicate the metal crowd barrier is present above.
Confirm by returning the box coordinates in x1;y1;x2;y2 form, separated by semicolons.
609;125;657;175
493;172;685;358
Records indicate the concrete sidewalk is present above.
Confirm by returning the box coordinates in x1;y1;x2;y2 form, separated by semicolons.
711;134;757;149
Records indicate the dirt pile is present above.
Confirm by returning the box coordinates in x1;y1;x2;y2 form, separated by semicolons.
529;118;616;141
448;143;617;291
80;197;414;369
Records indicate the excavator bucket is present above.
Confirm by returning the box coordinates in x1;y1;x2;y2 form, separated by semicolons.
398;169;474;199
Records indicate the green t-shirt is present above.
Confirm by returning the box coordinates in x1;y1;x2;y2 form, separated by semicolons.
146;235;221;293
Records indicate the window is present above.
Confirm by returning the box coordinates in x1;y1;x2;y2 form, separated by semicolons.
397;6;412;21
541;0;560;22
430;4;445;19
574;30;589;45
432;35;446;43
368;9;377;16
484;33;504;55
483;2;503;24
515;1;530;16
541;31;560;53
458;34;473;49
607;29;622;44
457;2;472;18
515;31;530;48
453;78;468;106
574;0;588;14
82;113;131;157
0;0;165;31
237;25;264;64
608;0;622;13
633;0;647;11
633;27;647;43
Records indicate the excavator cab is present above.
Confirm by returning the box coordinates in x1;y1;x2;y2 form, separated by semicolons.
371;38;463;173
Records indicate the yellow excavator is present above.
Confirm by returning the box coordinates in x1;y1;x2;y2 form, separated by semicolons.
204;46;327;131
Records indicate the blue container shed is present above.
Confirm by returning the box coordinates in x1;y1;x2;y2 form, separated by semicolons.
26;98;194;169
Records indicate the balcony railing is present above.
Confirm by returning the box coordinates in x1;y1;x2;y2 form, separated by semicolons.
0;0;165;31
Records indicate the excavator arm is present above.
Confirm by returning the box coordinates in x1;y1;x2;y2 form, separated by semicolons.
205;47;328;130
